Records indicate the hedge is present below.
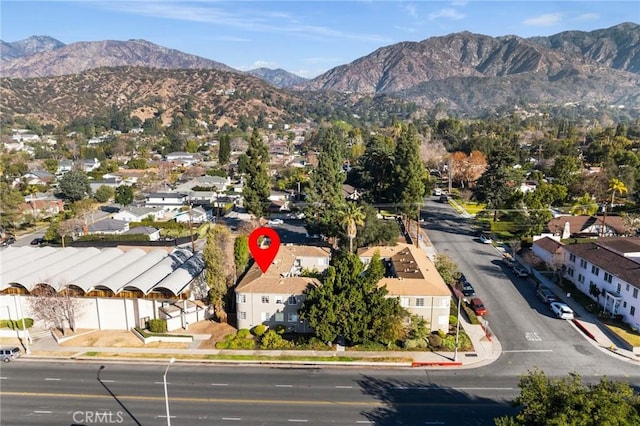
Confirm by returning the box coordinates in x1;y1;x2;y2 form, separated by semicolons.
0;318;34;329
148;319;168;333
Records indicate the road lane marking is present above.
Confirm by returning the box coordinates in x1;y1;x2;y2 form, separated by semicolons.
211;383;229;386
288;420;308;423
335;386;353;389
502;349;553;353
0;377;6;379
276;384;293;387
44;378;61;381
222;418;241;421
356;421;373;424
34;411;52;414
101;379;115;383
525;332;542;341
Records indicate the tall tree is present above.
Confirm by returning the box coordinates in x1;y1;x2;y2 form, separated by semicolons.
0;182;25;231
305;127;347;239
204;225;230;322
608;177;628;205
218;133;231;165
59;170;91;201
338;202;365;252
358;134;395;204
242;129;271;219
300;251;406;346
392;124;426;220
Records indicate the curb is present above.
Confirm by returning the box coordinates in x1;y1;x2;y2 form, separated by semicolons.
572;319;596;341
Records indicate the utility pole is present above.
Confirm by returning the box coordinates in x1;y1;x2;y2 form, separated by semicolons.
188;204;195;252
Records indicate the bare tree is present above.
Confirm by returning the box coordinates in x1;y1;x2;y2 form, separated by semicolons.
27;284;84;334
57;218;84;247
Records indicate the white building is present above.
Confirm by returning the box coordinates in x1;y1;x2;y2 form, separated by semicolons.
145;192;188;210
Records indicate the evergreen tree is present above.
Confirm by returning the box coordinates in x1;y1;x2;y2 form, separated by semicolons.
300;251;405;346
242;129;271;218
204;225;230;322
218;133;231;165
233;235;250;278
59;170;91;201
392;124;425;219
305;127;347;239
114;185;134;206
357;134;395;204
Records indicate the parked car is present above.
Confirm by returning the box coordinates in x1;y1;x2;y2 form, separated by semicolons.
433;188;443;196
513;266;529;277
439;194;449;203
267;219;284;225
30;237;44;246
461;281;476;297
479;233;492;244
536;287;557;304
0;346;21;363
469;298;488;316
0;237;16;247
550;302;575;320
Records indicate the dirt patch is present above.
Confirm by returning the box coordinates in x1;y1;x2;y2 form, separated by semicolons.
195;321;237;349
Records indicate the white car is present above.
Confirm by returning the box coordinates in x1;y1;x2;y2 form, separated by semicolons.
479;233;492;244
267;219;284;225
550;302;574;320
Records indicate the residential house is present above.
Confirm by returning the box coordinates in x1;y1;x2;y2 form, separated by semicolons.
235;244;331;332
56;160;74;175
123;226;161;241
268;190;292;213
562;237;640;331
358;243;451;332
19;199;64;220
81;158;101;173
342;184;363;201
87;219;130;235
89;177;123;193
532;236;564;269
166;152;198;166
114;206;164;223
547;215;628;238
175;175;230;193
175;206;211;224
144;192;188;210
20;170;55;186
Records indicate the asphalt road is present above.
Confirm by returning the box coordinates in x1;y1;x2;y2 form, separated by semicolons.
422;196;640;378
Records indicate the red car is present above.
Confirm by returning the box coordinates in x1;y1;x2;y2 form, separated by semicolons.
470;298;487;316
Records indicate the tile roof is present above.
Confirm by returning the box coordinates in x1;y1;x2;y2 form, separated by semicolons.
564;241;640;288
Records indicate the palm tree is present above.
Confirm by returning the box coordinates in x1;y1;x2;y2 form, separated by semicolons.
338;202;365;252
609;178;628;206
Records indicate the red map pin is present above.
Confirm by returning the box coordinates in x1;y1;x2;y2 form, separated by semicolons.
248;226;281;273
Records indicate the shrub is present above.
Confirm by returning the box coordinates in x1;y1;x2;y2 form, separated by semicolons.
428;333;443;348
273;324;287;334
449;315;458;326
259;329;294;350
0;318;34;329
252;324;267;337
236;328;252;339
404;338;428;349
437;329;446;339
148;319;167;333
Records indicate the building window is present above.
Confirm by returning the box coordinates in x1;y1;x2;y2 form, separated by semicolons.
416;298;425;307
567;267;574;277
287;296;298;305
275;312;284;322
623;301;627;308
591;265;600;276
604;272;613;284
261;296;269;304
287;313;298;322
569;253;576;262
627;284;630;292
580;259;587;269
617;283;621;293
237;294;246;304
275;296;284;304
400;297;409;307
261;312;270;321
578;274;584;284
631;306;636;317
633;288;639;299
238;311;247;320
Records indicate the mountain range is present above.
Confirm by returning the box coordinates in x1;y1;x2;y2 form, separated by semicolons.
1;22;639;121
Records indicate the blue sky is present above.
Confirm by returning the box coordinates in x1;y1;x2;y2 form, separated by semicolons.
2;1;638;78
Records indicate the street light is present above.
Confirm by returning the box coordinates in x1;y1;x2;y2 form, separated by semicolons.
453;294;462;362
163;357;176;426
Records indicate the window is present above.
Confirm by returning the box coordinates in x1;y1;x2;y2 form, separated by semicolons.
275;296;284;304
416;298;425;307
569;253;576;262
567;267;574;277
604;272;613;284
623;301;627;308
261;312;270;321
261;296;269;304
580;259;587;269
287;296;298;305
238;311;247;320
287;313;298;322
237;294;246;304
633;288;638;299
578;274;585;284
591;265;600;276
400;297;409;307
631;306;636;317
275;312;284;322
617;283;621;293
627;284;630;292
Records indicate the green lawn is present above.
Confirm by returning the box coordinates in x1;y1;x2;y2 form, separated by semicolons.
604;323;640;347
461;202;486;215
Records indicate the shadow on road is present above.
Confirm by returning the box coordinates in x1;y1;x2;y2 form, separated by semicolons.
97;365;142;426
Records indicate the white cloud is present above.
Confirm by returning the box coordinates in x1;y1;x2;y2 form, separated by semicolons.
575;13;599;22
404;3;418;18
428;8;465;21
522;13;563;27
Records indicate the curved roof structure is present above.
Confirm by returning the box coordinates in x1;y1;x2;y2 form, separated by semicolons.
0;246;204;297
